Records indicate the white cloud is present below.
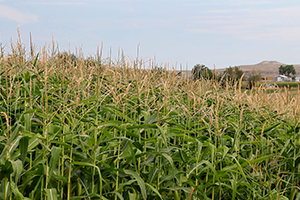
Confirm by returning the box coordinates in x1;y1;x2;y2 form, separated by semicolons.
26;1;88;6
186;6;300;41
183;1;273;7
225;1;274;6
0;4;38;24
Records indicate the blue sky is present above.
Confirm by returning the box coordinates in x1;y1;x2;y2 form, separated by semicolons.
1;0;300;69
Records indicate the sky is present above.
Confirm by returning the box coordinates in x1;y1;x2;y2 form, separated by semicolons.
1;0;300;69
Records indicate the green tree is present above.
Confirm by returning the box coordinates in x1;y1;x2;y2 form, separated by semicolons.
57;51;79;68
223;66;244;85
279;65;296;77
247;70;262;89
192;64;213;80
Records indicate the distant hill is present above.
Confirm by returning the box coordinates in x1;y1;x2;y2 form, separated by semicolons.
216;61;300;77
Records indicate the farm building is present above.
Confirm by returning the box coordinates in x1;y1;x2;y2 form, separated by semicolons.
295;77;300;82
274;75;291;82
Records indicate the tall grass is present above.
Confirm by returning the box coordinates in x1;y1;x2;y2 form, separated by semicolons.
1;36;300;200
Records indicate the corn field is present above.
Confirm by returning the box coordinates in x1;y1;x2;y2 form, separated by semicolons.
1;38;300;200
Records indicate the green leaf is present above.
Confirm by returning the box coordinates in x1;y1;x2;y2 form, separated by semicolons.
240;155;273;168
145;183;163;200
32;53;39;67
157;126;168;147
133;141;143;152
10;181;24;200
72;161;103;196
106;192;124;200
118;180;136;191
49;147;61;174
124;169;147;200
161;153;175;169
144;112;157;124
128;190;137;200
19;136;29;163
44;188;58;200
27;136;43;150
10;160;23;183
187;160;218;181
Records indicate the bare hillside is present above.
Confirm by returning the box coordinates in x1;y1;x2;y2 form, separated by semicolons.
216;61;300;77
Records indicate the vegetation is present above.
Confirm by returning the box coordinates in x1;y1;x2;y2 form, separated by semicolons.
2;38;300;200
192;64;213;80
279;65;296;77
192;65;246;88
262;82;300;88
222;66;244;86
275;82;299;88
247;70;262;89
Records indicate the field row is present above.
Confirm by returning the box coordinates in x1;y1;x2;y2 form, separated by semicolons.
1;46;300;199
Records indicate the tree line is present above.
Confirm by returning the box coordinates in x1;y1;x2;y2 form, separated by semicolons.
191;64;261;89
279;65;296;77
192;64;297;88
